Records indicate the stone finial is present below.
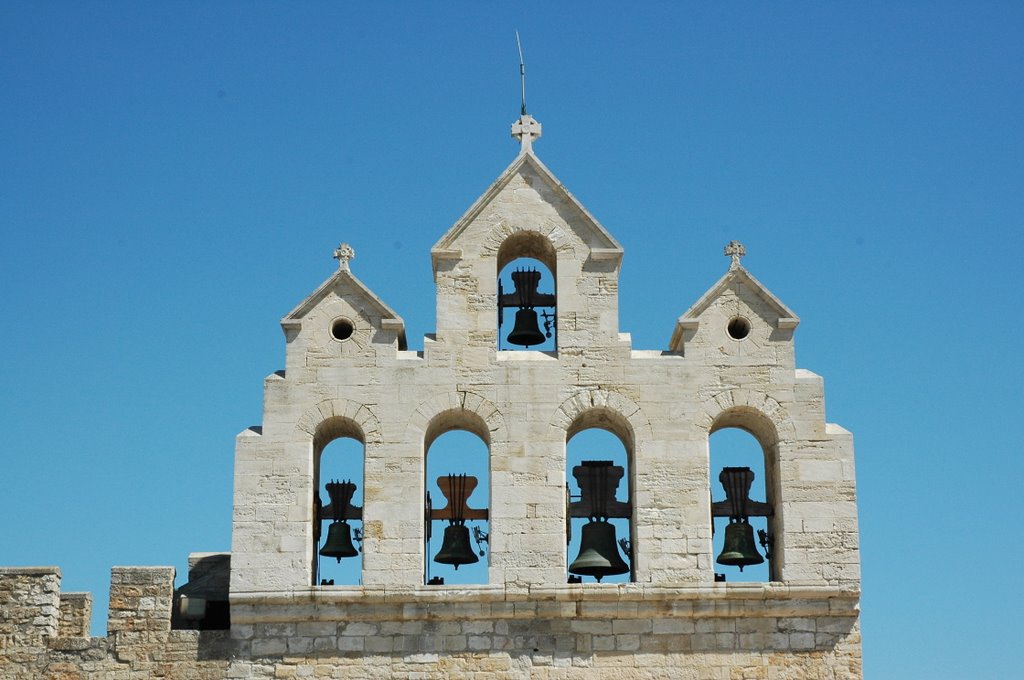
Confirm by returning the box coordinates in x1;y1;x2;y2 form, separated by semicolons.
511;114;542;153
724;240;746;269
333;243;355;271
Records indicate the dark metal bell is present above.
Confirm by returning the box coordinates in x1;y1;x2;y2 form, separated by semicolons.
433;524;479;570
716;521;764;571
507;309;546;347
319;521;358;562
568;520;630;582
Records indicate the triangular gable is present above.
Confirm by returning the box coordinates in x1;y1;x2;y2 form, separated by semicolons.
431;150;623;269
669;265;798;351
282;268;406;348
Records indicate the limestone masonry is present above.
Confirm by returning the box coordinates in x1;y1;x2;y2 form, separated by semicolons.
1;114;862;678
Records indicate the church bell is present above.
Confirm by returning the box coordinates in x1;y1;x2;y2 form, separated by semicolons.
500;267;555;348
319;521;359;561
568;519;629;582
715;520;764;571
506;308;546;347
433;524;479;570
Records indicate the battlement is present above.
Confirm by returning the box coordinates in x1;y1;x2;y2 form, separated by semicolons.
1;564;861;678
0;561;238;679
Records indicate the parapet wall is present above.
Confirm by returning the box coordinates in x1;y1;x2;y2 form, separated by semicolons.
0;567;62;668
0;566;862;679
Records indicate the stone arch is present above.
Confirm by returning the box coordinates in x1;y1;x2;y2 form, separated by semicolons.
412;392;503;585
495;229;558;274
552;390;650;583
700;389;792;582
406;391;507;449
489;225;562;352
562;404;639;583
296;399;380;586
481;219;572;272
550;389;653;445
696;389;796;446
566;408;636;452
297;398;383;446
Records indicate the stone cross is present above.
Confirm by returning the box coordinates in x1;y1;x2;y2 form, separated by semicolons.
510;114;542;153
333;243;355;271
724;240;746;269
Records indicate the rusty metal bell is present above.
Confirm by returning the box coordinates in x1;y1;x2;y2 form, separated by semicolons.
568;520;629;582
319;521;358;562
506;309;546;347
433;524;479;570
716;521;764;571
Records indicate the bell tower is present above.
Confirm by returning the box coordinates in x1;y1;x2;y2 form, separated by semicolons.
220;111;862;677
0;106;863;680
430;112;625;362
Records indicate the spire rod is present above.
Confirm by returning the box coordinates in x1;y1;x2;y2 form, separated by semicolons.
516;30;527;115
510;31;541;153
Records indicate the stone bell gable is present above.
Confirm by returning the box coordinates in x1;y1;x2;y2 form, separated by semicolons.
670;241;800;368
1;112;863;679
281;243;407;374
431;128;625;354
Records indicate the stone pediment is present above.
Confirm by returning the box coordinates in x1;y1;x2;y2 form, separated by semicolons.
282;262;406;350
669;264;798;353
431;150;623;270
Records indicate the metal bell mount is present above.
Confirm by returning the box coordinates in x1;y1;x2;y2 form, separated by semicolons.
567;461;633;582
318;479;362;562
428;473;489;572
498;267;555;348
710;467;772;572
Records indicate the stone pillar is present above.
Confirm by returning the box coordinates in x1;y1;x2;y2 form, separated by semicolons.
0;567;61;668
58;592;92;637
107;566;174;634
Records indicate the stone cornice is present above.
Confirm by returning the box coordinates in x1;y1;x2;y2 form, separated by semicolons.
230;583;860;623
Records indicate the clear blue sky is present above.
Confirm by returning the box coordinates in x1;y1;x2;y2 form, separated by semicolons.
2;3;1022;678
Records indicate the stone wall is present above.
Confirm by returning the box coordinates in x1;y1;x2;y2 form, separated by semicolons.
0;566;861;679
58;591;92;639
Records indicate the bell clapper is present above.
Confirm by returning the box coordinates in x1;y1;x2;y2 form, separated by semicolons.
541;310;555;338
472;525;490;557
757;528;772;561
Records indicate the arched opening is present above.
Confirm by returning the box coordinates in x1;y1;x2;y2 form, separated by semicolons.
497;231;557;352
566;412;634;584
709;415;778;582
312;418;365;586
424;414;490;585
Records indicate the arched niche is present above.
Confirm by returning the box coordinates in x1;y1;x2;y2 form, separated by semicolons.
497;231;558;352
424;410;491;585
566;408;635;584
312;416;365;586
496;230;557;274
709;407;780;582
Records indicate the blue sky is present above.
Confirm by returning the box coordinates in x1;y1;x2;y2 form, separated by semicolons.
2;3;1022;678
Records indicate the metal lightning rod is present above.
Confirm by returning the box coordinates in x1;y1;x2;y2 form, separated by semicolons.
515;30;527;115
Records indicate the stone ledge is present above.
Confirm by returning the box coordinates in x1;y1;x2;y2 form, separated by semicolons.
496;351;558;362
49;637;93;651
0;567;61;576
231;583;860;624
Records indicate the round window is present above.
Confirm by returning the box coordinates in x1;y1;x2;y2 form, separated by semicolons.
330;318;355;341
726;316;751;340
